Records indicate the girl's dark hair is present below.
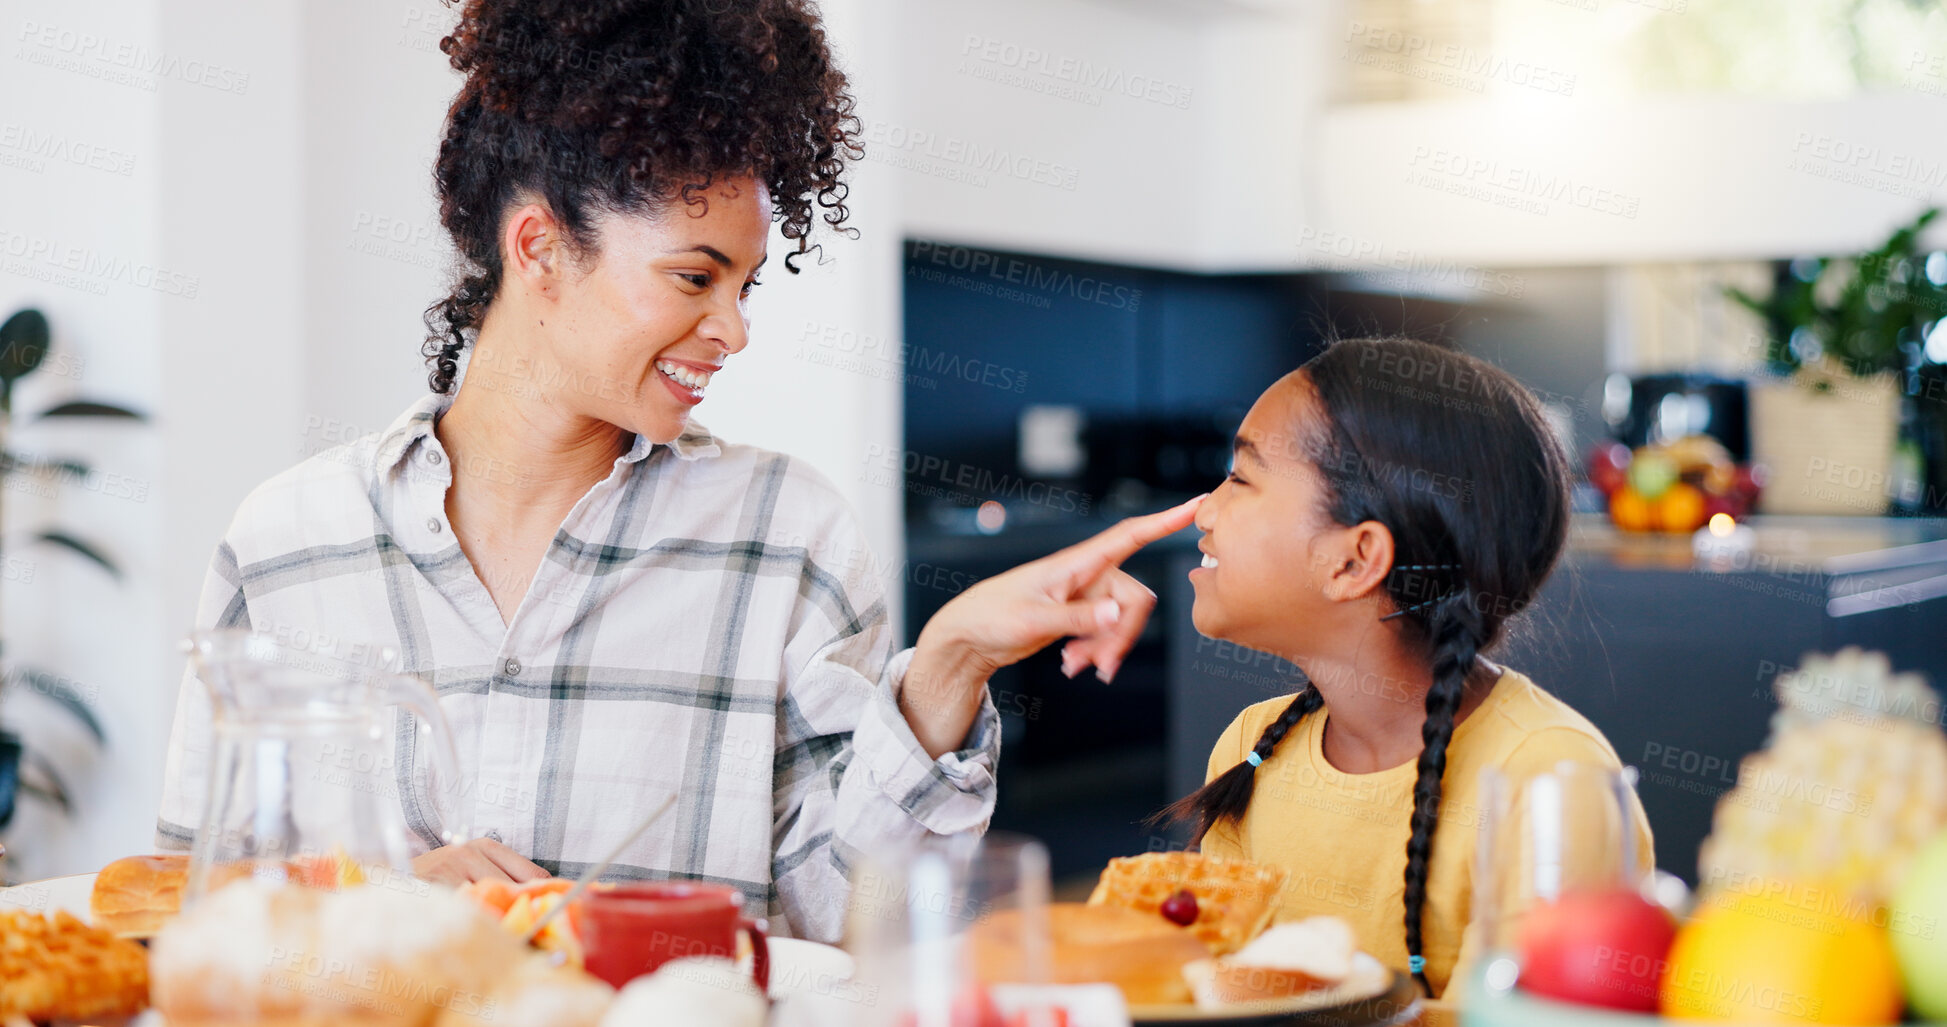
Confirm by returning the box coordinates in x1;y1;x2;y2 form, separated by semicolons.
1160;336;1572;992
422;0;863;393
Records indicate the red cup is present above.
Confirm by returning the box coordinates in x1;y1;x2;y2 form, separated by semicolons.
577;882;770;992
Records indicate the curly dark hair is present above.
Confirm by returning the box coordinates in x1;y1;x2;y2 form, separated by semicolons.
421;0;863;393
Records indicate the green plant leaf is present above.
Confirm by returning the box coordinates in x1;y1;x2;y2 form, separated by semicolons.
0;309;49;388
10;666;104;744
32;531;120;579
36;401;146;421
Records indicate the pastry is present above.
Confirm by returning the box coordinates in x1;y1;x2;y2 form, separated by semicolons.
91;851;190;937
1087;852;1288;955
1180;916;1355;1006
0;908;149;1021
151;878;530;1026
969;902;1210;1006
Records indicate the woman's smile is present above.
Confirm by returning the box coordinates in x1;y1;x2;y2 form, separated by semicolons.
653;356;719;406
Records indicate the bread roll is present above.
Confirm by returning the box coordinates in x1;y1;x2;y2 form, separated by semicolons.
969;902;1208;1006
90;852;189;937
1182;917;1357;1006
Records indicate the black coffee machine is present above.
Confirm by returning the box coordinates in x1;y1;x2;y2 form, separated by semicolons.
1604;373;1751;461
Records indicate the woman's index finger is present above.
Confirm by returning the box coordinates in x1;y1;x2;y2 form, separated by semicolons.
1049;494;1204;590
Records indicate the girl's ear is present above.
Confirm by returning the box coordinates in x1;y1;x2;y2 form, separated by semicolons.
1320;519;1396;604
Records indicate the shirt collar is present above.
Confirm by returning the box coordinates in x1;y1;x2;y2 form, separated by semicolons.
374;391;723;474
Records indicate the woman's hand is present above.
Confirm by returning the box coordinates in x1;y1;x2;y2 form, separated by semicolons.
411;838;552;886
901;495;1205;758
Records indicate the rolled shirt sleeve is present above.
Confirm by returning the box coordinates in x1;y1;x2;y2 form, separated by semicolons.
768;509;1000;942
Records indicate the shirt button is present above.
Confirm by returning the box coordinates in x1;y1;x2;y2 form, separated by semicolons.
503;658;521;677
427;450;443;465
427;517;443;534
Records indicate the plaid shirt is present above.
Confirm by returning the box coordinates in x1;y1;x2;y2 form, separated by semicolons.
156;392;1000;941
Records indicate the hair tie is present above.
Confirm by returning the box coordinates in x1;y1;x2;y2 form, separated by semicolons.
1408;955;1426;974
1394;563;1460;572
1244;751;1263;769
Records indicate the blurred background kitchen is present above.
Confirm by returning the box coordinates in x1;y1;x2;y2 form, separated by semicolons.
5;0;1947;895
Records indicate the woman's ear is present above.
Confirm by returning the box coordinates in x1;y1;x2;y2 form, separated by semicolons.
503;201;568;291
1319;520;1396;604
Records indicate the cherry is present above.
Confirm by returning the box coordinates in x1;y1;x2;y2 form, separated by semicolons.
1160;889;1199;926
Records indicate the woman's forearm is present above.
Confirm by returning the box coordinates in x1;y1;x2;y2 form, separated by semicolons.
901;630;996;759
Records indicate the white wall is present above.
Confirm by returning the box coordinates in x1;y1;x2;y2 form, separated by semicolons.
888;0;1210;268
0;0;166;882
0;0;300;880
1311;94;1947;267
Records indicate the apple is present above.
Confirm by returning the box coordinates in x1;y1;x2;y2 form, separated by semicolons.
1587;443;1632;497
1518;888;1676;1012
1626;451;1679;502
1892;829;1947;1019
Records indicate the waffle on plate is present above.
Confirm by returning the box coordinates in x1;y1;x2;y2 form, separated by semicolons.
1087;852;1288;956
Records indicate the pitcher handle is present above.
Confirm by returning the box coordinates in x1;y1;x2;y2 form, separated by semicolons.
382;672;472;848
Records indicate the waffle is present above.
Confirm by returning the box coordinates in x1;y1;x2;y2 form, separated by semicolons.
1087;852;1288;955
0;909;149;1021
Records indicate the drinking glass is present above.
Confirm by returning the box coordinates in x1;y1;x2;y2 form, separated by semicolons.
1468;761;1654;997
844;832;1054;1027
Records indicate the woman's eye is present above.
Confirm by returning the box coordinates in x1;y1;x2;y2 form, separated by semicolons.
1226;470;1246;486
740;278;761;297
679;273;711;289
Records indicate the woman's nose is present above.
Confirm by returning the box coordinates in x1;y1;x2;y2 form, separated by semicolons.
701;304;750;356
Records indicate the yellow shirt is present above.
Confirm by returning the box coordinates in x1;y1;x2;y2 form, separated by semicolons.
1199;667;1654;998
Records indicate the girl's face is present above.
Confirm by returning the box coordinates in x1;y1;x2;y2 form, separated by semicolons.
506;175;771;444
1189;373;1361;659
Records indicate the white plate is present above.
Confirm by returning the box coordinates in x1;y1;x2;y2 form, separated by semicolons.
762;936;858;1001
0;871;95;921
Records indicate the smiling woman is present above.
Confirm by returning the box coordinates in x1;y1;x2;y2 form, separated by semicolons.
154;0;1201;943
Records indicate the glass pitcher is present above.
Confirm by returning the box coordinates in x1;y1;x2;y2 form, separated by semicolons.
182;628;470;901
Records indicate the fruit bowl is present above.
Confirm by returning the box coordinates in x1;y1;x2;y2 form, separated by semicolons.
1587;437;1762;534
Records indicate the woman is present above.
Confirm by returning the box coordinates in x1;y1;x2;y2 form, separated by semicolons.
155;0;1193;942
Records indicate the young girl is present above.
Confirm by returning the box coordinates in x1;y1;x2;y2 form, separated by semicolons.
1165;336;1653;998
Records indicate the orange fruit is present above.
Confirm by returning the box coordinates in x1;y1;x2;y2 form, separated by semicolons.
1609;486;1655;532
1655;482;1709;533
1661;889;1902;1024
